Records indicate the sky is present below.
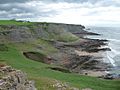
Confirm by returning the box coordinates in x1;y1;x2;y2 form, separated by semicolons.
0;0;120;26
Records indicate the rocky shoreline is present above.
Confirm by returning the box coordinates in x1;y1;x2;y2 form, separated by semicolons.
52;35;110;74
24;29;112;78
0;23;119;79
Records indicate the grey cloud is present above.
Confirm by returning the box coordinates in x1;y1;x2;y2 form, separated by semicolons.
0;0;120;20
43;0;99;4
0;0;119;7
0;0;96;4
43;0;120;7
98;0;120;7
0;1;57;19
0;0;31;4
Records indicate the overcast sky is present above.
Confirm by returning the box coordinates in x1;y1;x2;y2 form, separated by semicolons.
0;0;120;26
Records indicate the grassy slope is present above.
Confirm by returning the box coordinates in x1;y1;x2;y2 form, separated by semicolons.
0;44;119;90
0;20;120;90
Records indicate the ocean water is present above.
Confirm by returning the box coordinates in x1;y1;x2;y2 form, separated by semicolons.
86;26;120;74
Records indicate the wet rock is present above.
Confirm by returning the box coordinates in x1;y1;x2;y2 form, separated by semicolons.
103;73;120;80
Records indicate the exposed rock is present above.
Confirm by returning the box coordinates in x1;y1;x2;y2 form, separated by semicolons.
0;23;83;42
23;52;52;64
101;73;120;80
53;80;80;90
82;88;92;90
48;67;71;73
0;65;36;90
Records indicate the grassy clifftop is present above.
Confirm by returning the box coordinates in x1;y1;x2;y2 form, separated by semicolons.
0;20;120;90
0;20;32;25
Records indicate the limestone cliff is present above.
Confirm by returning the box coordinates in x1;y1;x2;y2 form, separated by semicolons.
0;23;86;42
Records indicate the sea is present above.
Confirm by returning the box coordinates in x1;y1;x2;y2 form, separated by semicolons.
86;26;120;74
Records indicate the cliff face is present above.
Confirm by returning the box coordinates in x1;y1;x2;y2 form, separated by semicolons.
0;65;36;90
0;23;86;42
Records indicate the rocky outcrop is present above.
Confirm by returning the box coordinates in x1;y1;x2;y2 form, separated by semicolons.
52;80;92;90
0;65;36;90
53;80;80;90
48;38;110;73
23;52;52;64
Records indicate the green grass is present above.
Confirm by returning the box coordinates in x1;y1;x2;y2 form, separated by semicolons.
56;32;79;42
0;20;32;25
44;30;79;42
9;38;58;55
0;44;120;90
34;39;58;55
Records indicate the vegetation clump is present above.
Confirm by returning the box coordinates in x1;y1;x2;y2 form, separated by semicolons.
0;44;8;51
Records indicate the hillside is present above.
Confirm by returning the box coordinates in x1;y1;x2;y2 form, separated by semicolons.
0;20;120;90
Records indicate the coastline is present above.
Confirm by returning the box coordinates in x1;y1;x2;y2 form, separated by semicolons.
0;22;116;79
83;27;120;79
49;29;111;78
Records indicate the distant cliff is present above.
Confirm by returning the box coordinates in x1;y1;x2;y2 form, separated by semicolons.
0;23;86;43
